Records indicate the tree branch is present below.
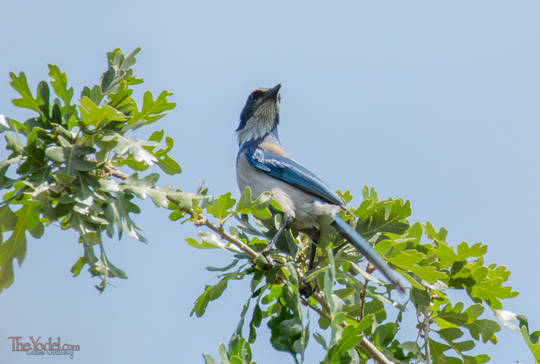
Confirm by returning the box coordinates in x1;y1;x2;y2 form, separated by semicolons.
192;212;259;260
360;337;395;364
105;163;129;179
359;277;369;321
306;286;395;364
105;164;260;260
423;288;432;364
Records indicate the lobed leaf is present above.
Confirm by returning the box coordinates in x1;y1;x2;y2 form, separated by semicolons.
9;72;41;114
208;193;236;219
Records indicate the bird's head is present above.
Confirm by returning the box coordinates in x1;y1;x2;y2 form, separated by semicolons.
236;84;281;145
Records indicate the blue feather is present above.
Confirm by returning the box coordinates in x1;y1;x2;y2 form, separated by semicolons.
333;214;404;292
243;145;343;206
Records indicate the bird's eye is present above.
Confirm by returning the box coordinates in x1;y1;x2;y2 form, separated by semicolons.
250;91;263;101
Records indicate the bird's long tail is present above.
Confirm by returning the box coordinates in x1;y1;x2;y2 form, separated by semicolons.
332;214;404;293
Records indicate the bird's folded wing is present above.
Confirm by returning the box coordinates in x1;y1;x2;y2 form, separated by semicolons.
245;147;343;206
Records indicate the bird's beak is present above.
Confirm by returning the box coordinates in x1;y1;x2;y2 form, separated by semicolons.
261;83;281;103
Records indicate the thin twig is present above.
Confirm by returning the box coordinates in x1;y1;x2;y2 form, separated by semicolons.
192;213;259;260
312;291;331;314
301;296;330;321
423;288;432;364
359;337;395;364
359;277;369;321
301;293;394;364
106;164;129;179
0;186;29;207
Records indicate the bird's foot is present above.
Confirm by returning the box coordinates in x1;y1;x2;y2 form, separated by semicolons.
255;233;281;269
262;250;275;268
299;282;315;298
253;250;275;270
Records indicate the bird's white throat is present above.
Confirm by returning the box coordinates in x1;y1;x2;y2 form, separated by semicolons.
237;101;278;145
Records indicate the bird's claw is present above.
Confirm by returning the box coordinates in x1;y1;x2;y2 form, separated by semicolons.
253;251;275;270
300;282;315;298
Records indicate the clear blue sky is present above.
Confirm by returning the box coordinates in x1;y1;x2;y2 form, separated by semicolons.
1;1;539;363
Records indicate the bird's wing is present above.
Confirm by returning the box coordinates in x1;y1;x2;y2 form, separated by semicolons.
245;147;343;205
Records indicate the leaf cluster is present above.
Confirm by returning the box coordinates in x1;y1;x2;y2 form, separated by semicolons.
0;48;180;291
187;187;525;363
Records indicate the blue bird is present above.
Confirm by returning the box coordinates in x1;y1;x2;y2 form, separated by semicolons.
235;84;404;292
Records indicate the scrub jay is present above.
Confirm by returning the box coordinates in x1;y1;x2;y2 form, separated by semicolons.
235;84;403;292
